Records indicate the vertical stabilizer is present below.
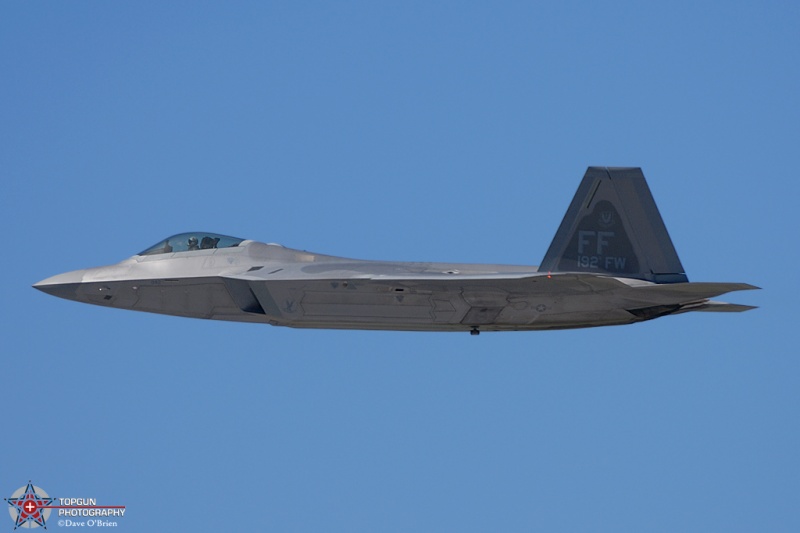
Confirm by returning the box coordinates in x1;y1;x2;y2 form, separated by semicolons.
539;167;687;283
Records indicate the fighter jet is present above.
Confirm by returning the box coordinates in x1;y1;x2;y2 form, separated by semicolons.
34;167;757;334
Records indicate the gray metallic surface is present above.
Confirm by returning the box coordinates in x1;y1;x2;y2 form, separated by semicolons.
34;168;757;333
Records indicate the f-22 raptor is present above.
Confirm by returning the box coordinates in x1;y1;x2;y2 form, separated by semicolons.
35;168;757;334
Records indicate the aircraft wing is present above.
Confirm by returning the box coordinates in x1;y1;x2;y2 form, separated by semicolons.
223;268;758;306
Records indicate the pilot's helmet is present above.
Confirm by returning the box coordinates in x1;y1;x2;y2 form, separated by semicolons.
188;237;198;246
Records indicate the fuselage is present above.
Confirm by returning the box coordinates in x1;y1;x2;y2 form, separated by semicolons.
34;169;758;333
34;239;550;331
35;235;747;333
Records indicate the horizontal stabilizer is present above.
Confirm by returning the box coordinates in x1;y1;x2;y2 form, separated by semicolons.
627;282;759;317
638;281;760;300
689;301;759;313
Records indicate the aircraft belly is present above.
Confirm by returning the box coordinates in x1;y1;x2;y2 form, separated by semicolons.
230;275;737;331
64;275;707;331
301;292;434;320
298;283;447;324
251;280;563;329
252;280;472;327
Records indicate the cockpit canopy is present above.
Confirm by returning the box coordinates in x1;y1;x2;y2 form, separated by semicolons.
138;232;245;255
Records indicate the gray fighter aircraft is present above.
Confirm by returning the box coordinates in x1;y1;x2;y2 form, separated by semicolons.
34;168;757;334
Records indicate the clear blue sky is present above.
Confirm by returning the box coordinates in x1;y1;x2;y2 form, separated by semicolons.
2;2;797;531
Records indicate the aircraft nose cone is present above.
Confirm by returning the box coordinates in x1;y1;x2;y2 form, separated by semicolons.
33;269;87;301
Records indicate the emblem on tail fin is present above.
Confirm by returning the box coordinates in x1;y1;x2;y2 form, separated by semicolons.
566;200;639;274
540;167;688;283
599;209;614;228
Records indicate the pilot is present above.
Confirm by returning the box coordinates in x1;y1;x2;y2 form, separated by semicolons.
164;240;173;253
200;236;221;249
187;236;199;251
